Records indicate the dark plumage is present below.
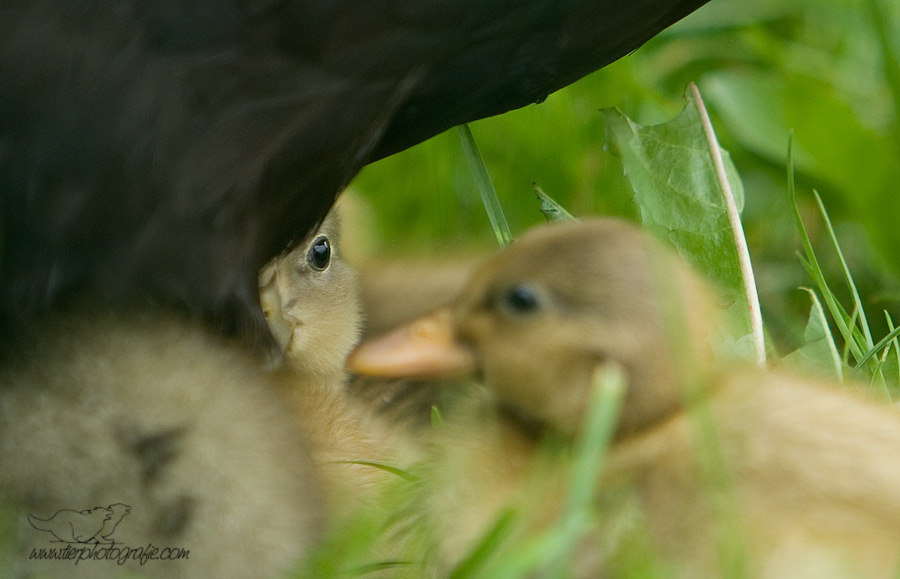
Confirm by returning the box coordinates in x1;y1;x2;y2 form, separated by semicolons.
0;0;709;343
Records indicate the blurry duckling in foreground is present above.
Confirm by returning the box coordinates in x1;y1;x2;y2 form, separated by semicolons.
350;217;900;579
0;312;323;579
0;208;411;579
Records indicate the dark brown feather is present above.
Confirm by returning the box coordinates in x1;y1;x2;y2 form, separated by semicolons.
0;0;709;344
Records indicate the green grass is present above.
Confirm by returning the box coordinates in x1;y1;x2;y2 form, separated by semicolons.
457;124;512;250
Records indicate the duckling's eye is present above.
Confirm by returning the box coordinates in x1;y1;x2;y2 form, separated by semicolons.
501;285;540;315
307;236;331;271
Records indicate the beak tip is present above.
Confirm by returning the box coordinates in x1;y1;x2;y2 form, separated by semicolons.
346;310;476;379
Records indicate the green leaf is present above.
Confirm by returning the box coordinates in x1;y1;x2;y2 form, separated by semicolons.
602;95;749;332
533;184;576;222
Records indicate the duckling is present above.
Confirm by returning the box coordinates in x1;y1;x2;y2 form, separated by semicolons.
0;311;323;579
349;217;900;579
258;206;417;525
259;207;362;381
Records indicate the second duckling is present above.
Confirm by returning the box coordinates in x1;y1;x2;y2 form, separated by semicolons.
350;217;900;579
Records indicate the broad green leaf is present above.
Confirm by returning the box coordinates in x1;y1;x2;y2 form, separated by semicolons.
602;97;748;331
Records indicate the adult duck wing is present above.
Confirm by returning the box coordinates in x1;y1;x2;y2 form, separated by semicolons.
0;0;709;342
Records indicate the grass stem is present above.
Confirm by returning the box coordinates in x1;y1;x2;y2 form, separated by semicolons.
458;124;512;248
690;83;765;368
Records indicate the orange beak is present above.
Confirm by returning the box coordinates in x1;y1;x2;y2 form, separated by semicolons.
347;309;477;379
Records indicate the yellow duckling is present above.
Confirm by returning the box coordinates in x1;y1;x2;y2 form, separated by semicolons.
259;209;362;382
259;207;417;525
350;217;900;579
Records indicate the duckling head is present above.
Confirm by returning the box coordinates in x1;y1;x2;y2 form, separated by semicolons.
349;218;716;438
259;207;362;378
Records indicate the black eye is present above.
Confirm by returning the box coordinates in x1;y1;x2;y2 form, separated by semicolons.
502;285;540;314
307;236;331;271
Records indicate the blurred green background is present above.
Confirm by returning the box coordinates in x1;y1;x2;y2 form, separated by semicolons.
350;0;900;355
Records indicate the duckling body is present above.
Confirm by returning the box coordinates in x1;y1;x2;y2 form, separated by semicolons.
350;217;900;578
0;311;323;579
603;369;900;579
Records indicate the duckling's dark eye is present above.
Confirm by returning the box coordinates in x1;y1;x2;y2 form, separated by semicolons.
501;285;540;315
307;236;331;271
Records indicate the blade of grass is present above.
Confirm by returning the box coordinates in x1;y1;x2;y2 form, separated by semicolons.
812;190;876;349
786;126;884;385
805;288;844;383
292;485;413;579
788;136;845;347
431;404;443;428
480;515;590;579
873;348;892;386
471;365;626;579
458;124;512;248
543;363;626;578
447;509;519;579
872;322;894;381
339;461;419;483
809;189;888;388
849;324;900;381
886;312;900;393
348;561;413;575
787;136;871;369
799;253;874;369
